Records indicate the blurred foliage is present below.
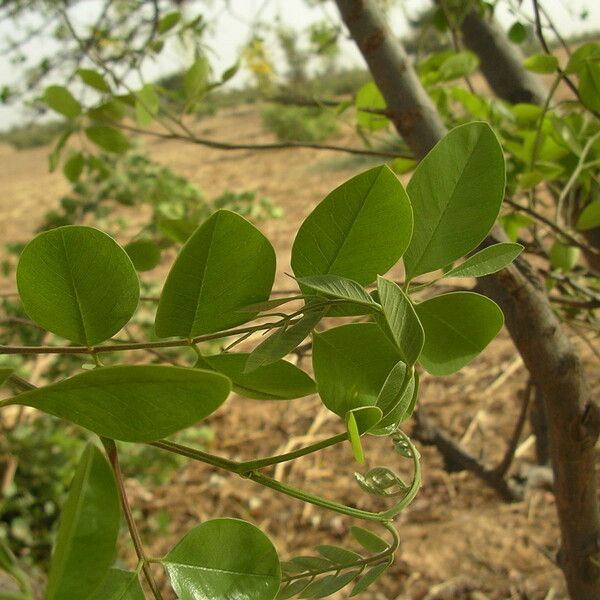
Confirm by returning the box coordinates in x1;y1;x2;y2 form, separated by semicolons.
261;105;339;142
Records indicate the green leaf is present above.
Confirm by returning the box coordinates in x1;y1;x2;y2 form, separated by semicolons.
376;276;424;366
244;309;324;372
124;239;161;272
315;545;361;565
43;85;81;118
198;353;315;400
46;444;120;600
523;53;558;74
349;561;390;596
221;61;240;83
184;57;209;100
134;84;160;127
89;569;144;600
415;292;503;376
157;11;181;34
155;210;276;338
374;361;416;432
508;22;528;44
442;243;523;278
350;405;384;434
549;241;580;271
565;43;600;74
350;526;389;553
158;218;197;243
312;323;401;418
238;296;306;313
85;126;130;154
0;368;13;387
355;82;388;131
276;579;310;600
17;226;139;345
438;51;479;81
287;556;332;572
296;275;379;308
48;128;72;172
403;122;506;281
499;213;534;242
579;59;600;111
346;410;365;463
163;518;281;600
576;200;600;231
6;366;231;442
299;570;360;598
63;152;84;182
291;165;413;285
77;69;110;93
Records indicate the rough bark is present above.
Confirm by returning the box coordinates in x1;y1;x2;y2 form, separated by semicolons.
334;1;600;597
459;9;547;105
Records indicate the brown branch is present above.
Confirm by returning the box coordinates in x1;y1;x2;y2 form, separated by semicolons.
412;408;522;502
493;380;533;478
112;121;411;159
531;0;600;120
504;198;600;256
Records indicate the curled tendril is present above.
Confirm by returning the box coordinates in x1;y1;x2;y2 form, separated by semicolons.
355;466;410;497
391;429;420;459
354;426;422;517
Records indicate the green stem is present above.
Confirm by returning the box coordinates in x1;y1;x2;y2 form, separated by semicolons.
529;75;561;175
556;130;600;226
236;433;348;472
151;429;421;523
0;317;299;356
246;470;385;522
101;438;165;600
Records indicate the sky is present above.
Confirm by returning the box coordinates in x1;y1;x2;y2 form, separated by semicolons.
0;0;599;129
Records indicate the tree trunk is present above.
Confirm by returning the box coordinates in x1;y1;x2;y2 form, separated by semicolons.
334;1;600;597
333;0;446;157
459;9;547;105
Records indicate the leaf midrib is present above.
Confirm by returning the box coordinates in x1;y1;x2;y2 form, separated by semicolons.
60;229;89;345
324;167;386;276
408;130;485;279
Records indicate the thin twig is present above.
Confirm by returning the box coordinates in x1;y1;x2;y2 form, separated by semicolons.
531;0;600;120
504;198;599;256
112;120;412;159
101;439;164;600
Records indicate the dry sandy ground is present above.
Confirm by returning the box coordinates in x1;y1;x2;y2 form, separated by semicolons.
0;106;598;600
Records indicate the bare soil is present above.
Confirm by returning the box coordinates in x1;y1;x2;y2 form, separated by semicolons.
0;105;598;600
